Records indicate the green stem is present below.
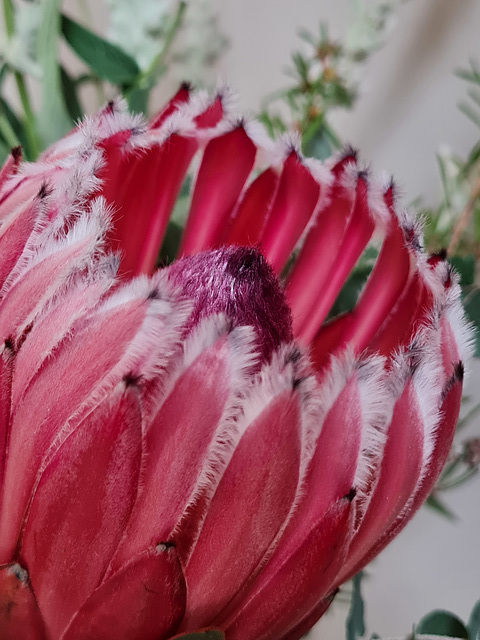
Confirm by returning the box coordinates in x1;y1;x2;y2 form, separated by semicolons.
437;467;478;491
141;1;187;87
14;72;40;158
0;112;20;148
2;0;40;157
2;0;14;37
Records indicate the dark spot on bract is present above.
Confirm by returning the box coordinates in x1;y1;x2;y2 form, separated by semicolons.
344;487;357;502
123;372;142;387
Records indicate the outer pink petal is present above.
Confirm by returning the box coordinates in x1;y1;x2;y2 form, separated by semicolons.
109;323;256;573
0;343;13;496
221;496;353;640
0;293;165;562
180;387;302;630
369;364;464;565
62;545;186;640
339;377;424;580
19;385;142;638
0;563;45;639
0;147;21;197
0;189;47;290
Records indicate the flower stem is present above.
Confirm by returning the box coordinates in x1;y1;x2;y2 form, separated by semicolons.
142;1;187;87
448;172;480;255
0;111;20;148
2;0;14;36
13;72;40;158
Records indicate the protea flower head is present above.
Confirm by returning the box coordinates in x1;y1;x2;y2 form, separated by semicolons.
0;84;472;640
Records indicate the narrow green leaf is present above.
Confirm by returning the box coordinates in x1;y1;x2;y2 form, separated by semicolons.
459;101;480;130
460;142;480;178
416;610;469;638
303;126;332;161
36;0;72;147
346;572;366;640
291;52;309;82
0;138;9;164
436;153;452;208
61;14;140;86
462;286;480;357
468;599;480;640
425;493;457;520
0;97;33;158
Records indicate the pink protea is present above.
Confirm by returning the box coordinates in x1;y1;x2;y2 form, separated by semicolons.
0;85;472;640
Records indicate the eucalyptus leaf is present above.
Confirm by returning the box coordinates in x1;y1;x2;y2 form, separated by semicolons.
61;14;140;86
416;610;469;638
36;0;72;146
468;599;480;640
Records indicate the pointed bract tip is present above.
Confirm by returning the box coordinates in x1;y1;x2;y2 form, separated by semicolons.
428;248;448;266
106;100;116;115
357;168;370;183
166;246;293;362
123;372;142;388
455;360;465;382
37;181;52;200
11;145;22;162
3;336;15;354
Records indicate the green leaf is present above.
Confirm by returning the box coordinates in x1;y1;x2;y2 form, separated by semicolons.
462;286;480;357
36;0;72;147
459;101;480;130
303;126;331;160
60;66;83;122
125;85;150;115
0;96;34;158
449;255;475;286
169;632;225;640
61;14;140;86
468;599;480;640
416;610;469;638
346;572;366;640
425;493;456;520
291;52;309;82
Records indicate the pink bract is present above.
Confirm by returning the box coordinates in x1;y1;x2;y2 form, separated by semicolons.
0;84;472;640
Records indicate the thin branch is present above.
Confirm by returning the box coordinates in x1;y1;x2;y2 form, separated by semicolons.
448;172;480;254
